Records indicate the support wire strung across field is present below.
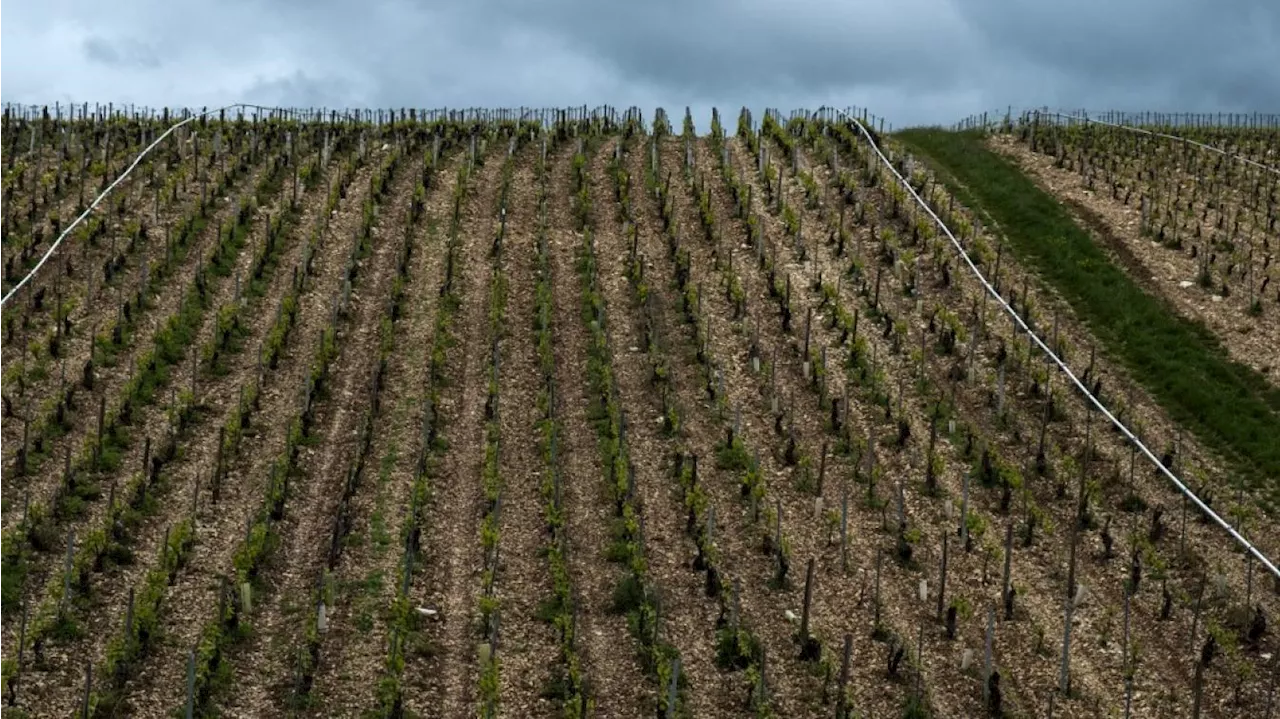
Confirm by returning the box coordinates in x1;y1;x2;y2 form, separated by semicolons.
819;106;1280;581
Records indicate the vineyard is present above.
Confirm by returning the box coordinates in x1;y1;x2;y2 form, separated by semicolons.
0;104;1277;718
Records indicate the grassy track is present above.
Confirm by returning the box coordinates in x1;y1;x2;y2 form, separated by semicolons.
896;129;1280;508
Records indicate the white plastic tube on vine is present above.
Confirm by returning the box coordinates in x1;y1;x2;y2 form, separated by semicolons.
829;107;1280;581
0;102;286;307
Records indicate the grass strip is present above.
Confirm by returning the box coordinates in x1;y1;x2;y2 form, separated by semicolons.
895;129;1280;506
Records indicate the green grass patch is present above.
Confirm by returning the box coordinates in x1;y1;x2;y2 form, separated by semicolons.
896;129;1280;508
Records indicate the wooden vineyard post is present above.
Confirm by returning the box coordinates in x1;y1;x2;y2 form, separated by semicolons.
915;618;925;696
984;605;995;704
666;656;680;719
125;587;135;652
937;532;949;620
896;373;905;420
750;451;762;523
1265;658;1277;719
728;579;741;641
1246;553;1255;607
918;329;927;384
1122;585;1131;674
840;486;849;574
1190;573;1206;656
82;661;91;718
996;362;1006;419
1036;392;1051;476
1066;509;1079;607
8;605;26;705
820;347;829;408
1002;520;1015;619
214;427;225;504
704;507;719;597
17;418;28;477
1078;407;1093;527
773;498;787;587
1192;658;1204;719
963;310;979;382
799;558;818;659
925;415;938;493
770;349;779;417
1060;587;1074;699
804;307;812;361
832;633;854;717
1179;488;1192;562
185;648;196;719
753;646;769;709
873;547;883;634
95;394;106;467
61;531;75;616
896;478;906;534
864;424;878;508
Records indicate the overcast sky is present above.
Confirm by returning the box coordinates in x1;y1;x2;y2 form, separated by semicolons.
3;0;1278;128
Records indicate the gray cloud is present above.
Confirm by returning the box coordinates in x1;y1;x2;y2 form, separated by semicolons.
459;0;980;97
955;0;1280;111
2;0;1276;127
82;36;162;69
241;71;364;111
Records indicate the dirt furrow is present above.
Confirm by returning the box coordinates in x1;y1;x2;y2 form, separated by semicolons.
543;141;650;719
305;151;463;716
113;144;387;718
590;138;742;717
490;151;561;718
224;142;414;711
220;142;423;717
412;149;506;719
385;154;479;717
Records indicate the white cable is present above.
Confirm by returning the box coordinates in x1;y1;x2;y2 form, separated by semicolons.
828;107;1280;581
0;102;294;307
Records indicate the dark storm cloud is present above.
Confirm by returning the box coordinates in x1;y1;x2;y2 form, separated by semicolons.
447;0;976;98
953;0;1280;111
2;0;1276;127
